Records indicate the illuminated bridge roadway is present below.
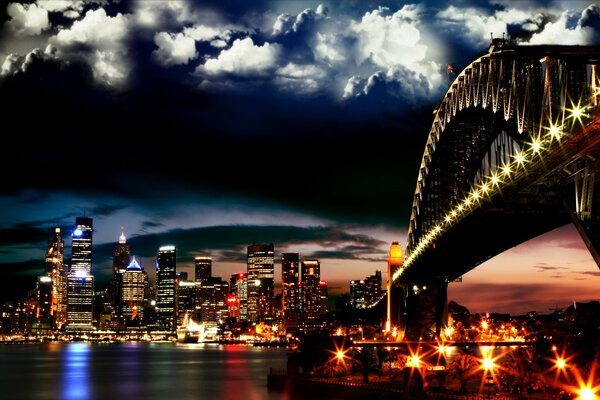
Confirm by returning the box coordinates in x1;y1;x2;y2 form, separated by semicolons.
387;40;600;340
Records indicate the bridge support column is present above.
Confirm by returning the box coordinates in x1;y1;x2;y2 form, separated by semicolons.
402;281;448;341
564;167;600;268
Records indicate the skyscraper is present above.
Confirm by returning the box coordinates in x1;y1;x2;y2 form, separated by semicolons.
247;244;274;321
194;257;212;283
121;257;147;323
67;217;94;330
45;227;67;328
229;272;247;321
108;229;131;315
301;259;321;319
156;245;176;331
282;253;300;320
113;229;131;274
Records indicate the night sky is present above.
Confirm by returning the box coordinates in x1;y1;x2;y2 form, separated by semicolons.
1;0;600;314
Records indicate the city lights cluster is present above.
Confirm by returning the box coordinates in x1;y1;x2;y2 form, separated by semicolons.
394;97;598;282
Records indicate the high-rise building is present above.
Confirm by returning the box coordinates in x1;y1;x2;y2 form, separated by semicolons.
121;257;147;323
229;273;247;321
198;277;229;324
319;281;328;316
364;270;383;306
45;227;67;328
194;257;212;283
113;229;131;274
177;279;197;324
156;245;177;331
282;253;300;320
301;259;321;319
350;280;366;309
67;217;94;330
247;244;274;321
37;276;53;320
108;229;131;315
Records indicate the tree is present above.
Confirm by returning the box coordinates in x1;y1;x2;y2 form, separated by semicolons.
447;353;478;392
502;347;545;398
350;347;380;383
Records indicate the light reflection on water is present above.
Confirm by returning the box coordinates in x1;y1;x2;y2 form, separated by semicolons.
62;343;90;400
0;343;292;400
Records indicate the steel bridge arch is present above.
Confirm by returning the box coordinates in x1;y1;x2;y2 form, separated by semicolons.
399;41;600;284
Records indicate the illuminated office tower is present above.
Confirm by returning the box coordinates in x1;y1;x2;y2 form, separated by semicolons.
45;227;67;328
121;257;147;322
350;280;366;309
156;245;177;331
319;281;328;316
194;257;212;283
198;277;229;324
364;270;382;306
113;229;131;273
37;276;53;321
230;272;247;321
281;253;300;320
247;244;274;321
67;217;94;330
108;229;131;313
301;259;321;318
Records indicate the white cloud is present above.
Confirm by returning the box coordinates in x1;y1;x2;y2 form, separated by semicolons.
314;32;346;65
274;63;327;94
272;13;294;36
6;3;50;36
352;5;428;68
437;6;532;46
36;0;72;12
197;37;280;76
527;6;598;45
1;53;25;76
134;0;193;28
153;32;197;66
272;5;328;36
0;44;57;76
51;8;130;85
183;23;249;48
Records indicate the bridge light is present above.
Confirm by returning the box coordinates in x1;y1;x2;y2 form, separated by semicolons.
502;165;511;176
531;138;542;153
464;198;472;207
547;123;562;140
490;174;500;186
457;204;464;212
445;215;452;223
480;183;490;194
515;152;525;165
435;225;441;232
451;210;457;217
566;100;588;125
471;191;480;200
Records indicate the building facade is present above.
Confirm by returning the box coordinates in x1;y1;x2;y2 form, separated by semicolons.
67;217;94;330
246;244;274;321
156;245;177;331
281;253;300;321
194;257;212;283
45;227;67;328
301;259;321;319
121;258;147;323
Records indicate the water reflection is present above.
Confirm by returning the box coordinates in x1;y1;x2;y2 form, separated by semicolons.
61;343;90;400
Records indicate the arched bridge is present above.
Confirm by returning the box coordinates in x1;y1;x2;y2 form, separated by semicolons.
392;40;600;340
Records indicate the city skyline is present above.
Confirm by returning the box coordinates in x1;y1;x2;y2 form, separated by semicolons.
1;0;600;315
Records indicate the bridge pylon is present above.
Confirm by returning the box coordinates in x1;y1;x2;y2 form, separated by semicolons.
401;280;448;341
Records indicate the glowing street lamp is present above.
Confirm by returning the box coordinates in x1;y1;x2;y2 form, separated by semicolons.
577;386;597;400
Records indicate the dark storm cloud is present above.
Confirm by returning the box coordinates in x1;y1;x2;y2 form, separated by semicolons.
90;204;125;217
94;224;386;263
0;259;43;302
0;225;48;247
0;48;429;226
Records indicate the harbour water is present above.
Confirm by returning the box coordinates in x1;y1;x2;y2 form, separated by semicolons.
0;342;293;400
